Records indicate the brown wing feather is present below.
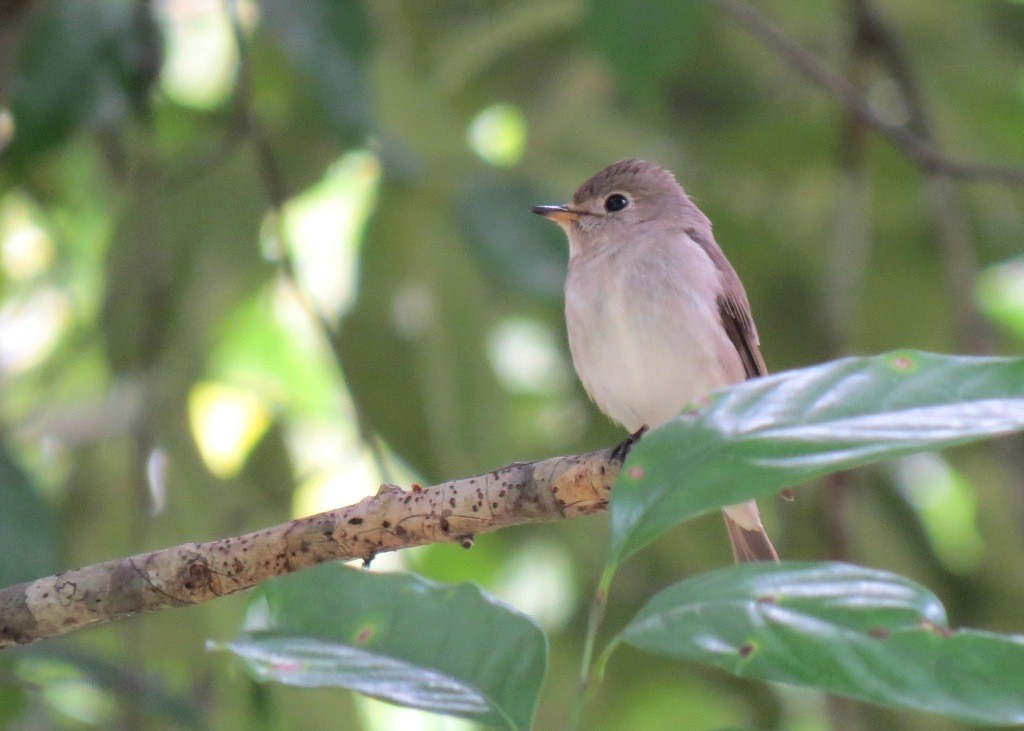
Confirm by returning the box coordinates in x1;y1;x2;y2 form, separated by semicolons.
687;226;780;562
685;227;766;380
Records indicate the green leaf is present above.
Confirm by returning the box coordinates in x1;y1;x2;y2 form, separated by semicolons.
0;447;55;587
4;1;160;171
215;564;546;731
584;0;703;97
611;351;1024;564
258;0;373;145
619;562;1024;725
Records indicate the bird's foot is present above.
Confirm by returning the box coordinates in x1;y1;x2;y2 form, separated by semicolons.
611;425;649;463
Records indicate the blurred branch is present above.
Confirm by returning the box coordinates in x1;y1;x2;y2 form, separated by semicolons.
0;0;34;109
714;0;1024;187
226;2;394;481
0;447;618;648
843;0;992;354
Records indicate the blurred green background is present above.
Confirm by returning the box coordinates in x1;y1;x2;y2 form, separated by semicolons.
1;0;1024;728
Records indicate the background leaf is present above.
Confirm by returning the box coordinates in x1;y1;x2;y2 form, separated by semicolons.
619;562;1024;725
257;0;372;145
611;351;1024;563
459;175;567;299
0;445;55;587
584;0;704;98
4;0;159;171
217;564;547;731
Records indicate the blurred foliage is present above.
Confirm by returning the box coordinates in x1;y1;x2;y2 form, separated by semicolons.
0;0;1023;728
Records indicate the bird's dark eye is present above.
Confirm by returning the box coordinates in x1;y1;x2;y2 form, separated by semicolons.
604;193;629;212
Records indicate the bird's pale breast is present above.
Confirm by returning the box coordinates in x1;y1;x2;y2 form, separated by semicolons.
564;233;741;432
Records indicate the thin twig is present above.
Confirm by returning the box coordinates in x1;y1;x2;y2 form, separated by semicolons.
845;0;993;354
714;0;1024;186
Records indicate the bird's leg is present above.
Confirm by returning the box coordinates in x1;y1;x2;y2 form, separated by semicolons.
611;425;649;463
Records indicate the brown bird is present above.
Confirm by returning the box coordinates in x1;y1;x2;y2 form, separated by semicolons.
534;159;779;562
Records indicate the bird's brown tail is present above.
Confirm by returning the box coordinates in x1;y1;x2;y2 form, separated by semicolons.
723;511;779;563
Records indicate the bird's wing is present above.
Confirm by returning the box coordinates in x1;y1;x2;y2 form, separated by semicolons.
685;227;767;379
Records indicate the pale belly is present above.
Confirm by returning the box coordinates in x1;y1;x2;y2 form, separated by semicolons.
565;253;737;433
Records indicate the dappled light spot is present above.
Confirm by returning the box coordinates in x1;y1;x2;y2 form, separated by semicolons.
156;0;259;110
0;193;54;280
491;541;578;633
977;257;1024;340
0;288;70;375
188;381;271;478
156;0;246;109
467;103;527;168
274;150;381;322
893;453;984;573
487;317;569;396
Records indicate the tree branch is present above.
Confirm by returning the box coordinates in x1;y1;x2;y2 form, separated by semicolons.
0;448;618;649
714;0;1024;186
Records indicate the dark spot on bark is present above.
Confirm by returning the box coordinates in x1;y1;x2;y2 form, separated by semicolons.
348;517;363;525
395;525;407;537
440;518;450;533
382;520;390;528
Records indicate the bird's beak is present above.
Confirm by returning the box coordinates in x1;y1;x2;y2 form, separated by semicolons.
532;204;580;223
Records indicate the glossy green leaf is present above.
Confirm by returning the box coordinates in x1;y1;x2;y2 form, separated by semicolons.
619;562;1024;725
611;351;1024;563
216;564;546;731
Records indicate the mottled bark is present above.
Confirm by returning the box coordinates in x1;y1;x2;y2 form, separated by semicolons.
0;448;618;649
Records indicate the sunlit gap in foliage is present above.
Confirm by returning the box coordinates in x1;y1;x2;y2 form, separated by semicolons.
467;103;527;167
357;696;476;731
196;270;409;571
487;318;569;395
487;317;586;442
0;194;69;377
267;150;381;323
188;382;271;478
0;192;53;280
892;453;984;572
977;257;1024;341
492;541;578;633
155;0;257;110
